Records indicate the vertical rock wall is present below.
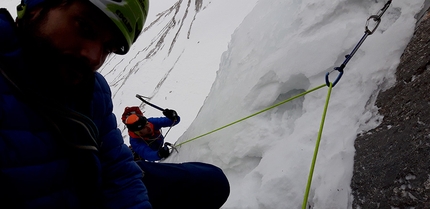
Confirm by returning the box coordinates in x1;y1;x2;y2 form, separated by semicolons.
351;7;430;209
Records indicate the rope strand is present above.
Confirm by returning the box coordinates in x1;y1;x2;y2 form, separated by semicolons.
301;82;333;209
174;84;327;147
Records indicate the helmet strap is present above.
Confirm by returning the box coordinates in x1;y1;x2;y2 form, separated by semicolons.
16;3;27;20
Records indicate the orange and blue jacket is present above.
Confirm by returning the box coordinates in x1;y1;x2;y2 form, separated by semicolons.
129;116;180;161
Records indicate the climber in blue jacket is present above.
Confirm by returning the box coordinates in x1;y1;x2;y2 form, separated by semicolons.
121;107;231;209
0;0;152;208
122;106;180;161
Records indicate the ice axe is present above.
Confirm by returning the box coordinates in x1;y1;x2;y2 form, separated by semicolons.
136;94;178;148
135;94;165;111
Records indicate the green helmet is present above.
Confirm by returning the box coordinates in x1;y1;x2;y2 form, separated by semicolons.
18;0;149;54
89;0;149;54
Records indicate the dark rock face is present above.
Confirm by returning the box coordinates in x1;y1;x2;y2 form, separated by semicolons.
351;8;430;209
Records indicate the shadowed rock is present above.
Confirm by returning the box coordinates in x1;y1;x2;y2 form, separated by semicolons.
351;6;430;209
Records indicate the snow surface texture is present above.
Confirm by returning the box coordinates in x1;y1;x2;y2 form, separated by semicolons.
160;0;424;208
1;0;425;208
99;0;260;143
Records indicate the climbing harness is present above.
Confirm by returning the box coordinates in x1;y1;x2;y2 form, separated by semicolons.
134;130;164;146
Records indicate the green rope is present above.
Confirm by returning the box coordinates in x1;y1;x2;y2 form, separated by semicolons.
174;83;327;148
301;82;333;209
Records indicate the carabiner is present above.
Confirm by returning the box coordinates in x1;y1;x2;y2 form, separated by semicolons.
325;66;344;87
365;15;381;35
165;142;179;153
365;0;391;35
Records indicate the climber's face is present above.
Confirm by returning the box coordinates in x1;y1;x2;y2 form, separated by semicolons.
135;122;153;138
20;0;121;87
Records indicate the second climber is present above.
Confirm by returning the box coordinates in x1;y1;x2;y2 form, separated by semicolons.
122;106;180;162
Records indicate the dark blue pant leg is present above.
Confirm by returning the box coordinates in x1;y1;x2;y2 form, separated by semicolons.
137;161;230;209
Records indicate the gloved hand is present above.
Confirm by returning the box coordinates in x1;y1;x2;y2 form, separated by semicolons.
121;106;143;123
157;144;171;159
162;109;178;121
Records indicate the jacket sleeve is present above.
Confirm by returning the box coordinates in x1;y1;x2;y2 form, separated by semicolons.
130;136;161;162
148;116;181;129
92;73;152;209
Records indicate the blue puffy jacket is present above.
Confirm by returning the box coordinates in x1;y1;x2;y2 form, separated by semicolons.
0;8;151;209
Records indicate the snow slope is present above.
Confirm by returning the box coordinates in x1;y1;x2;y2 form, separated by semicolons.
2;0;425;208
